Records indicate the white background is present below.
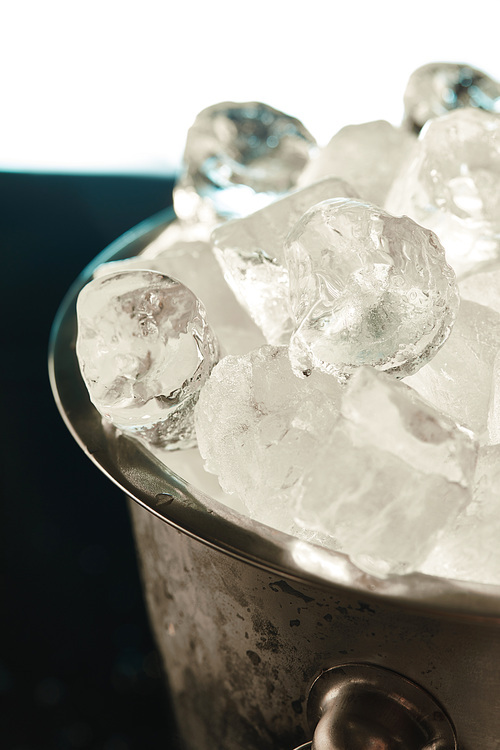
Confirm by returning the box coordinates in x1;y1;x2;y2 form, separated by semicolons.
1;0;499;175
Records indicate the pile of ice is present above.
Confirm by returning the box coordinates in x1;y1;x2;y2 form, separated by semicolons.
76;62;500;584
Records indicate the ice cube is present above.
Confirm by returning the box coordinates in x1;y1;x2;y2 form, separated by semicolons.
285;198;459;381
298;121;416;206
94;240;265;356
405;300;500;438
211;178;358;345
459;262;500;314
194;345;342;536
420;444;500;585
386;108;500;277
196;355;475;576
173;101;317;223
487;351;500;445
76;270;219;449
294;367;477;577
140;217;213;254
403;62;500;133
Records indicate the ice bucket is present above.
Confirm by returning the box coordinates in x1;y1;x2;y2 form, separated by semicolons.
49;209;500;750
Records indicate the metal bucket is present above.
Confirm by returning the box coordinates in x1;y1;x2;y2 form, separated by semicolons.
49;209;500;750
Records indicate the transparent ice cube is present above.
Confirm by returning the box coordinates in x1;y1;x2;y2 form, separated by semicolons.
295;367;477;577
298;120;416;207
76;270;219;449
404;62;500;133
487;351;500;445
94;239;265;357
421;444;500;585
405;300;500;438
173;101;317;223
386;108;500;277
194;345;342;536
459;262;500;314
285;198;459;381
211;177;358;345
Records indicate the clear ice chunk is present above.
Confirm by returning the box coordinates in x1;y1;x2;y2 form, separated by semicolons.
140;217;213;254
420;444;500;585
94;239;265;356
298;121;416;207
173;101;317;223
487;351;500;445
196;354;475;577
194;345;342;536
386;108;500;277
211;178;358;345
405;300;500;438
404;62;500;132
459;262;500;314
76;270;220;449
285;198;459;381
294;367;477;577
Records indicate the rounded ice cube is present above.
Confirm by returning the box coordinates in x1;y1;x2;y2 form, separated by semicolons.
211;177;358;346
285;198;459;381
404;62;500;132
386;108;500;277
93;239;265;357
173;101;317;222
76;269;220;449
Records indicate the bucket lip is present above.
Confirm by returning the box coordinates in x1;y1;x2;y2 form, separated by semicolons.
49;207;500;621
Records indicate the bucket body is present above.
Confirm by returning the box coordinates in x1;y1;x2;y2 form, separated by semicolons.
129;498;500;750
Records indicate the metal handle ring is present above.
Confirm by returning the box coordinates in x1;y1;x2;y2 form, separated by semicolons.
305;663;457;750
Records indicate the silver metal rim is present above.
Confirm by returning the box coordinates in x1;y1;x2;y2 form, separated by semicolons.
48;207;500;619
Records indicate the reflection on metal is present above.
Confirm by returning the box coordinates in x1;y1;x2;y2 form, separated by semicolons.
292;541;354;587
307;664;457;750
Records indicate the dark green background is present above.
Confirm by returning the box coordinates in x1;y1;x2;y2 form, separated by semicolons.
1;172;184;749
